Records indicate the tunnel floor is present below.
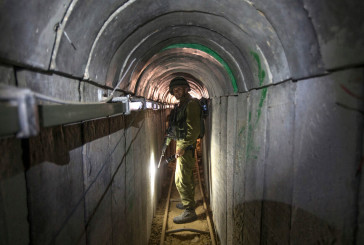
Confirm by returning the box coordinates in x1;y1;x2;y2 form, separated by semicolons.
148;156;218;245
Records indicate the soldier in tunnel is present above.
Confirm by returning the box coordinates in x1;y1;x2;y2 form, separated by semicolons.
168;77;201;224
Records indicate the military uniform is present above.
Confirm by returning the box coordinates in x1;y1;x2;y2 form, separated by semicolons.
175;94;201;210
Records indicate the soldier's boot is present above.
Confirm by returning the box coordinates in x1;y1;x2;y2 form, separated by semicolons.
173;209;197;224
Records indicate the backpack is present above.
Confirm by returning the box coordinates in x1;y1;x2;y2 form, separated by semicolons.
198;97;209;138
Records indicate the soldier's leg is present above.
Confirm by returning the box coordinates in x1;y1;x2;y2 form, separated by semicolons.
175;149;195;209
174;149;197;224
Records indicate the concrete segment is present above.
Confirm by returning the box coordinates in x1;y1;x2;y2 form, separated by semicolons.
243;88;268;244
109;117;127;245
0;138;29;245
26;125;84;245
111;161;127;245
86;189;112;245
80;81;107;103
133;115;143;245
226;96;238;245
124;111;145;244
0;64;16;86
232;93;249;244
218;96;228;245
251;0;325;78
357;125;364;244
303;0;364;70
16;70;80;103
210;98;221;233
202;110;212;200
292;69;363;244
54;201;86;245
0;0;70;69
53;0;129;77
82;119;111;223
262;81;295;244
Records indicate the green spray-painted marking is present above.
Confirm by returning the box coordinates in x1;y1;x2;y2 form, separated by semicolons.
163;43;238;93
255;87;268;124
250;51;266;86
237;52;268;161
251;51;268;124
238;126;246;137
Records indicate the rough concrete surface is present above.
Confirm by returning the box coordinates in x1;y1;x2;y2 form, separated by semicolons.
303;0;364;69
291;69;363;244
0;138;29;245
0;64;16;86
0;0;70;69
16;70;80;103
262;81;295;244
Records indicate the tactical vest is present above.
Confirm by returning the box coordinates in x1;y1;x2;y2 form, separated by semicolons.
166;98;205;140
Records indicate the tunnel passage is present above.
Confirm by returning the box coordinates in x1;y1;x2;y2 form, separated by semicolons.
1;0;364;245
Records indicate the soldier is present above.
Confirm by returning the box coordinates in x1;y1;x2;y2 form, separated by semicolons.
168;77;201;224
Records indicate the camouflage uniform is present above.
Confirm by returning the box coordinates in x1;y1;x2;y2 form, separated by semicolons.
175;94;201;210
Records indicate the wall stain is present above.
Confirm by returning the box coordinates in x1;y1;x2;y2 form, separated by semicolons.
237;52;268;161
238;125;246;137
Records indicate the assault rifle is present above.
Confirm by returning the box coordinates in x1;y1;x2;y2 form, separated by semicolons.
157;143;194;168
158;153;177;168
157;137;171;168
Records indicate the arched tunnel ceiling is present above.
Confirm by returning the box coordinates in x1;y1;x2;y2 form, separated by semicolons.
50;0;313;102
83;6;292;97
134;47;225;102
1;0;363;102
79;3;295;101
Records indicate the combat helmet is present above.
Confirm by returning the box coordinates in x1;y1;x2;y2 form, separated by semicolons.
169;77;190;95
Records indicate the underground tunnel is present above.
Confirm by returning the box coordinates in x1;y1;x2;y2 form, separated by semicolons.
0;0;364;244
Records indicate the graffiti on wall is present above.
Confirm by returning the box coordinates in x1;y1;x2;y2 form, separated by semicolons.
237;51;268;162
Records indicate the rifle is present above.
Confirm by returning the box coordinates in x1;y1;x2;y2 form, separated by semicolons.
157;143;195;168
157;137;171;168
158;154;177;167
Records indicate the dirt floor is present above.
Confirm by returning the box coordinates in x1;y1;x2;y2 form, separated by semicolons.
148;161;219;245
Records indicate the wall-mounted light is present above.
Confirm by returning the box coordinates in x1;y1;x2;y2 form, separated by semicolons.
129;101;143;111
146;101;153;109
149;152;156;198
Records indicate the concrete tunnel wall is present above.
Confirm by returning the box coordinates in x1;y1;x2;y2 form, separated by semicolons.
0;0;364;244
1;68;169;244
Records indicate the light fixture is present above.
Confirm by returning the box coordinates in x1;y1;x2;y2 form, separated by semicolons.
149;152;156;198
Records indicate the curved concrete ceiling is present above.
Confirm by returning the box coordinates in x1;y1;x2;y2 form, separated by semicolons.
2;0;363;102
50;0;309;102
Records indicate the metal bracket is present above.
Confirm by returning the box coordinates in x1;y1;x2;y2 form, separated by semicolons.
0;85;39;138
145;100;161;110
130;97;146;111
111;95;130;115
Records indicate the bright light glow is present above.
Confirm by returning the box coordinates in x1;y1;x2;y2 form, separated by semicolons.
153;104;160;110
189;90;202;99
149;152;156;197
130;101;143;111
146;101;153;109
